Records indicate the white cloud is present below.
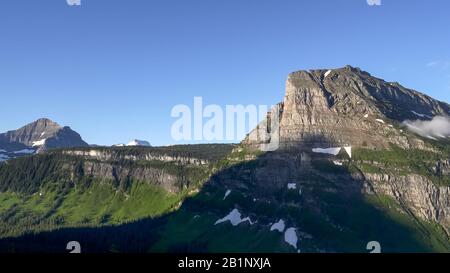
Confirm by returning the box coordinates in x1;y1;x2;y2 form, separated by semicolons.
402;116;450;139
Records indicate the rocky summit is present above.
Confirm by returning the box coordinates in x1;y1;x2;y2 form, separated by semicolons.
244;65;450;150
0;118;88;156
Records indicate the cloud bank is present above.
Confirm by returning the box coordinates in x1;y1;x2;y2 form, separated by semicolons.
402;116;450;139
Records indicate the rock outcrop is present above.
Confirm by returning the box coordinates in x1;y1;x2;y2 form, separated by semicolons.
364;173;450;231
244;66;450;150
242;66;450;235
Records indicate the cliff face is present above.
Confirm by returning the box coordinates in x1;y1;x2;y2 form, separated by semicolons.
364;173;450;229
65;148;217;193
244;66;450;150
77;161;185;193
242;66;450;237
63;149;210;166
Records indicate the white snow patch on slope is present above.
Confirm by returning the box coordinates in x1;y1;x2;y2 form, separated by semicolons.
284;227;298;249
312;147;341;156
324;70;332;78
364;114;369;118
40;131;46;137
215;209;254;226
32;139;47;147
270;220;285;233
411;111;432;119
333;160;343;166
343;146;352;158
375;119;385;124
13;149;35;154
287;183;297;190
223;189;231;200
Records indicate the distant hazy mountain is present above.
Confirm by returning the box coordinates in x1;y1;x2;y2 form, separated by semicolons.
126;139;151;147
112;140;152;147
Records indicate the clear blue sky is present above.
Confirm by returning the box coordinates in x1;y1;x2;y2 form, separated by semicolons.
1;0;449;146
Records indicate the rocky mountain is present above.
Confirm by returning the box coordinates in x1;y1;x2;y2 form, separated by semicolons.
112;139;152;147
0;118;88;159
244;65;450;150
0;66;449;253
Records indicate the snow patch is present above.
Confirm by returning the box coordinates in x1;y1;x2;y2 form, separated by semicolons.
215;209;254;226
343;146;352;158
32;139;47;147
287;183;297;190
270;220;285;233
223;189;231;200
312;147;341;156
411;111;432;119
13;149;35;154
364;114;369;118
324;70;332;78
284;227;298;249
375;119;385;124
333;160;343;166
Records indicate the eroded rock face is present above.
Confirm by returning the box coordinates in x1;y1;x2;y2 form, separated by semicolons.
244;66;450;150
80;161;183;193
63;149;209;166
243;66;450;236
0;118;88;152
364;173;450;230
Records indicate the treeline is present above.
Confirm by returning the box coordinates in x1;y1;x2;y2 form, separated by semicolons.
0;153;74;194
59;144;235;162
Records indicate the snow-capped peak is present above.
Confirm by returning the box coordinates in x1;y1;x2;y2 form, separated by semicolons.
126;139;151;147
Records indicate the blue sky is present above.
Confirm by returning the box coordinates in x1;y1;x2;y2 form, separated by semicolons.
1;0;449;146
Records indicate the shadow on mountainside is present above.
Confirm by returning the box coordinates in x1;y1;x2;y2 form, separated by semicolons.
0;135;447;253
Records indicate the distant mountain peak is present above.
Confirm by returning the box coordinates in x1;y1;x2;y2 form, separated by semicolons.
0;118;88;157
127;139;151;147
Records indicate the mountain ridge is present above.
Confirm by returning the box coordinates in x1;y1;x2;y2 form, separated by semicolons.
244;65;450;150
0;118;88;158
0;66;449;253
